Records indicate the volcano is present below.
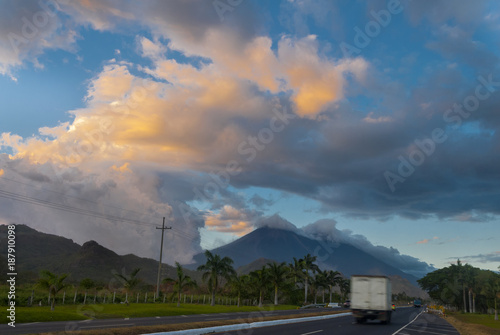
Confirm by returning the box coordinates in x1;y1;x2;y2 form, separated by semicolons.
190;226;419;285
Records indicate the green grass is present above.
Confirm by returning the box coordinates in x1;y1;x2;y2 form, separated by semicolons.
450;312;500;330
0;303;299;324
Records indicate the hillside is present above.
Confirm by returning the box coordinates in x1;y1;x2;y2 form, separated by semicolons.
0;224;192;285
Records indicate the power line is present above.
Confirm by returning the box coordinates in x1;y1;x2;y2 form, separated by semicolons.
0;183;245;254
0;175;162;222
0;188;155;227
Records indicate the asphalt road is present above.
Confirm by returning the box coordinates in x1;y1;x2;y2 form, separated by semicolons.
213;307;460;335
0;306;349;335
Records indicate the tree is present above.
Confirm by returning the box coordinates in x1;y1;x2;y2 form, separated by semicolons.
227;274;249;307
114;268;142;305
325;270;342;303
301;254;320;303
288;257;304;285
37;270;68;311
267;262;288;305
163;262;197;307
250;266;269;307
310;270;328;304
80;278;95;304
478;270;500;321
197;251;236;306
338;278;350;302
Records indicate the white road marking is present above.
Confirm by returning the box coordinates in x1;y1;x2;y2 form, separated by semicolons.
392;310;425;335
19;322;40;326
301;330;323;335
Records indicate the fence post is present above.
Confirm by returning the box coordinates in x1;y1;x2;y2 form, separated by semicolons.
74;290;77;304
62;291;65;305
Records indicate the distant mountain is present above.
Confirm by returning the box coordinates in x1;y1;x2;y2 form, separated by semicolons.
0;224;193;285
189;227;422;287
0;224;427;297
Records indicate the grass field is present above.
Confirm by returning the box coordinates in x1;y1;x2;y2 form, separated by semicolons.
446;312;500;335
450;312;500;329
0;302;299;324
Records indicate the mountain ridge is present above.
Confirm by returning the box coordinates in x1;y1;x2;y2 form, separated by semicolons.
190;227;420;285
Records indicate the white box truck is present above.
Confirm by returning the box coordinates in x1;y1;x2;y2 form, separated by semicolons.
351;275;392;324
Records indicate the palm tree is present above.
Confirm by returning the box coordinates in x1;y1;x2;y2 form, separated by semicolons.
301;254;320;303
267;262;288;305
227;274;249;307
288;257;304;285
197;250;236;306
163;262;197;307
250;266;269;307
114;268;142;305
37;270;68;311
338;278;350;302
311;270;329;304
326;270;342;303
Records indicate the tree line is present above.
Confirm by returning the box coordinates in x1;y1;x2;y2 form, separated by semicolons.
418;260;500;320
34;251;352;310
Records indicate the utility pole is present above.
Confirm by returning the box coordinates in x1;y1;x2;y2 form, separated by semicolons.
156;217;171;298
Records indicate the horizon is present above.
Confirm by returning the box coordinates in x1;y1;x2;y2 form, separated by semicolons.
0;1;499;275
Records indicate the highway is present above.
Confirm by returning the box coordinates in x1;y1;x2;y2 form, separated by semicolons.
0;307;347;335
213;307;460;335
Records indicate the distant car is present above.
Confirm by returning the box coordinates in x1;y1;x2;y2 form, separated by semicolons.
327;302;341;308
414;299;422;308
343;300;351;308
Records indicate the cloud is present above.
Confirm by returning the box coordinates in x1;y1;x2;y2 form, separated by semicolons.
0;0;79;79
204;205;254;236
301;219;436;277
1;1;500;268
417;236;439;244
450;251;500;264
249;194;275;209
363;112;394;124
254;214;299;232
0;155;205;264
426;24;498;71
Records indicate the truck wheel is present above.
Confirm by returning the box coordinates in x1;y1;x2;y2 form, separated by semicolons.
384;311;392;324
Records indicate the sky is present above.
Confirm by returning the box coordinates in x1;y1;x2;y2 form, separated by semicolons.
0;0;499;276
